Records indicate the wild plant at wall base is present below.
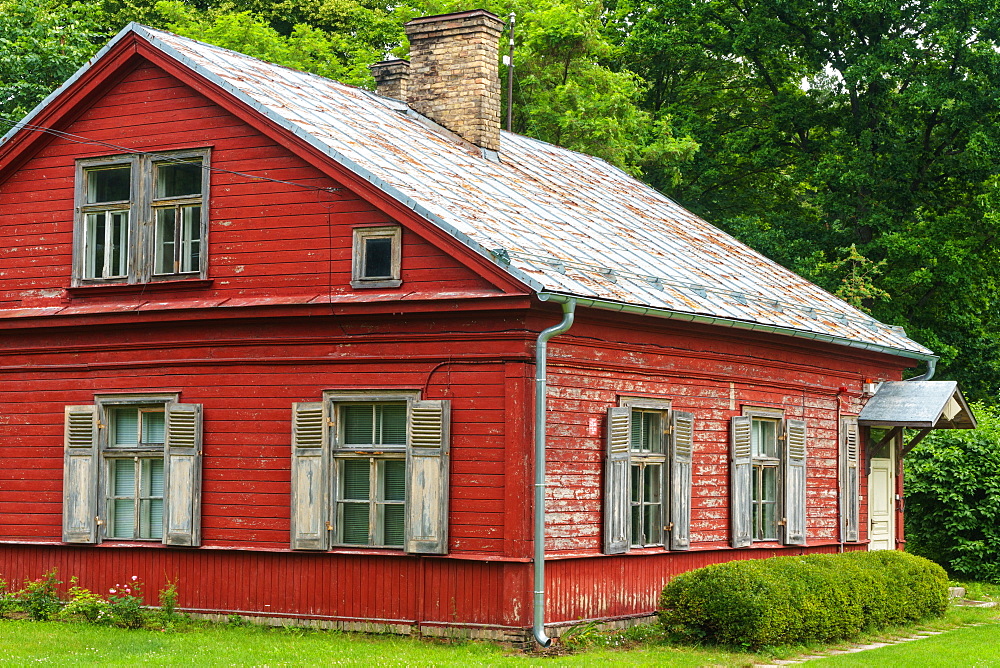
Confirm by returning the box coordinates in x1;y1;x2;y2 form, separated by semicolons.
57;577;109;623
106;576;147;629
0;578;19;618
17;569;62;621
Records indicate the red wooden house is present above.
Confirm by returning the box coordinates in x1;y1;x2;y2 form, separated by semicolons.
0;10;975;644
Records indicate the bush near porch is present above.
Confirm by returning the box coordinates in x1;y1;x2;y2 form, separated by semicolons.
658;551;948;648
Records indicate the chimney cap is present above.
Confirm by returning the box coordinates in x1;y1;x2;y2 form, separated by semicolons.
404;8;504;29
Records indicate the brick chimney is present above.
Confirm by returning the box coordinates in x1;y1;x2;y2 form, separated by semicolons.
403;9;505;151
369;58;410;101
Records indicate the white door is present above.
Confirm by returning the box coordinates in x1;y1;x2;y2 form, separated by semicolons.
868;445;896;550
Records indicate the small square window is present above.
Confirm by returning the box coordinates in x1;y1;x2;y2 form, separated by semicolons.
352;226;401;289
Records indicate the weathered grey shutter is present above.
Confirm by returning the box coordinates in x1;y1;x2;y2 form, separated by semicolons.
841;416;860;542
730;415;752;548
163;402;203;547
669;411;694;550
405;400;451;554
290;402;330;550
63;405;100;544
603;406;631;554
783;418;808;546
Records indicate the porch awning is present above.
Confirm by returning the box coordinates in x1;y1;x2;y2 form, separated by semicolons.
858;381;977;430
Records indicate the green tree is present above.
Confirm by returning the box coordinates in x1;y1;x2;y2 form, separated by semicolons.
0;0;111;122
906;404;1000;581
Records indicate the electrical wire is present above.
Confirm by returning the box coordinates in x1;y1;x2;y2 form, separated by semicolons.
0;115;343;194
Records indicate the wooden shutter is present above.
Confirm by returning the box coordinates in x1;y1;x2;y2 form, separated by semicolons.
603;406;631;554
841;416;860;542
63;405;100;544
290;401;330;550
405;400;451;554
163;402;203;547
783;418;808;546
669;411;694;550
730;415;752;548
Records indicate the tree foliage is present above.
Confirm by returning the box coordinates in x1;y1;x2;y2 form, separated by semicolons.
906;404;1000;582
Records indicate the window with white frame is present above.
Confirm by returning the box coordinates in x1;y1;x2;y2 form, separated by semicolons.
730;409;807;547
290;392;450;554
351;226;401;289
75;150;209;285
604;398;694;554
61;395;203;547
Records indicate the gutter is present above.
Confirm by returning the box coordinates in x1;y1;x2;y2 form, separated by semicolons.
905;357;937;381
532;296;576;647
537;292;937;363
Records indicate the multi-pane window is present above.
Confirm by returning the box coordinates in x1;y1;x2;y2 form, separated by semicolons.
76;150;209;285
351;226;402;289
105;406;166;540
290;394;451;554
629;408;666;547
334;402;407;547
751;418;780;541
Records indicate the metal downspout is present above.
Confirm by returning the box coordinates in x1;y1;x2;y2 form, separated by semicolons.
906;357;937;381
532;297;576;647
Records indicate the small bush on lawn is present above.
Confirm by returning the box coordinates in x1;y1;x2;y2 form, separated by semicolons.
658;550;948;648
17;569;63;621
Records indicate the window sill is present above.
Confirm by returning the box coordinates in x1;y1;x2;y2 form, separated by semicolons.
351;279;402;289
67;279;213;297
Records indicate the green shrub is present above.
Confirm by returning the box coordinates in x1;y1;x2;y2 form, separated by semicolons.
658;551;947;648
0;578;19;618
106;577;147;629
905;403;1000;582
57;577;109;623
17;569;63;621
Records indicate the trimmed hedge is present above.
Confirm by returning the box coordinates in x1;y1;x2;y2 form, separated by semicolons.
658;551;948;648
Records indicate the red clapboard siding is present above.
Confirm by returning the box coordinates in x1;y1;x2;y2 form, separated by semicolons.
0;61;500;306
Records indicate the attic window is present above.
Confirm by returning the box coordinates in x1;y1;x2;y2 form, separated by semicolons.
352;226;401;289
75;149;209;286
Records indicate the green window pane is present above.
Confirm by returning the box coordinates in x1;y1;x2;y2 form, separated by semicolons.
342;503;370;544
145;458;164;497
342;460;370;500
84;212;104;279
762;466;777;502
378;404;407;445
142;411;165;445
383;505;405;547
644;464;661;503
112;499;134;538
383;460;405;501
87;166;131;203
156;161;202;198
142;499;163;539
630;465;641;503
752;419;778;458
113;408;139;446
112;459;136;497
342;405;374;444
110;211;128;277
630;504;641;546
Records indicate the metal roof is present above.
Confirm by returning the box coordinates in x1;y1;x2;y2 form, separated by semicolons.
858;381;976;429
3;24;934;359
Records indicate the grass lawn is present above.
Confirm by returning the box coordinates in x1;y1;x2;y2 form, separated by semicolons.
808;622;1000;666
2;583;998;666
0;620;763;667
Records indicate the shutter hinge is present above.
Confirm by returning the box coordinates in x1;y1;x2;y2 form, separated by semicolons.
778;518;787;526
325;521;333;531
97;422;105;429
326;418;335;427
95;517;104;526
664;522;674;531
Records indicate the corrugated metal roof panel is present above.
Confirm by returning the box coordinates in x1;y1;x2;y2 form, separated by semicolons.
8;24;933;358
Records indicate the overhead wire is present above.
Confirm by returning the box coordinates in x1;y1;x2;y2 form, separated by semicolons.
0;115;343;194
